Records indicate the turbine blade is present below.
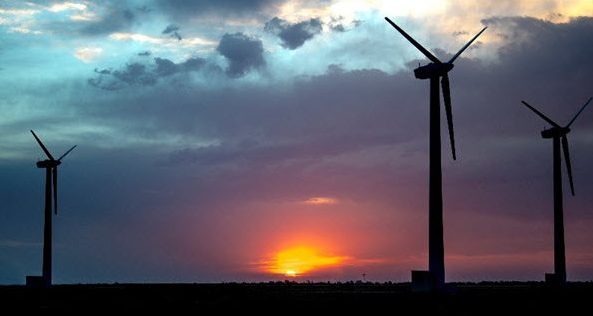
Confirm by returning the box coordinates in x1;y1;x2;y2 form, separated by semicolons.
448;27;488;64
58;145;77;161
384;17;441;64
442;75;456;160
53;168;58;214
562;136;575;196
30;130;55;161
566;97;592;128
520;101;561;127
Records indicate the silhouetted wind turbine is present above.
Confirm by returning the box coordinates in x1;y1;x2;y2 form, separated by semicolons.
30;130;76;287
520;97;592;284
385;17;486;289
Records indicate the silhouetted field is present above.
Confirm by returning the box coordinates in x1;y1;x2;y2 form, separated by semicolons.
1;282;592;314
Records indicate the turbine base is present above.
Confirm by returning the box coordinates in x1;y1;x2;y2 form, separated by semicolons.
545;273;565;286
411;270;438;292
25;276;44;288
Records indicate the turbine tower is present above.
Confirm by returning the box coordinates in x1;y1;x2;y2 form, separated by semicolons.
30;130;76;287
520;97;592;284
384;17;486;289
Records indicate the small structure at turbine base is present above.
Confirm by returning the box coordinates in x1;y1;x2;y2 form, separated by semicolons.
411;270;438;292
545;273;565;286
25;275;45;288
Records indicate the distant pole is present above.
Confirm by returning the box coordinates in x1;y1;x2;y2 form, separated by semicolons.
362;273;367;282
428;76;445;286
42;167;52;288
552;136;566;283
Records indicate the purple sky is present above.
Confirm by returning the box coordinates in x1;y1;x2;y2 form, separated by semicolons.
1;1;593;284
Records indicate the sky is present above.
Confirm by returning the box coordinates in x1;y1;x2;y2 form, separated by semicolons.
1;0;593;284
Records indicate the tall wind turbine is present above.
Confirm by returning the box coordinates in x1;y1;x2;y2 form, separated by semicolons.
384;17;486;288
520;97;592;284
30;130;76;287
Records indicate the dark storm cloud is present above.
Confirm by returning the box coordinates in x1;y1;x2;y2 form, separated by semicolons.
113;63;154;85
88;57;208;90
162;24;182;41
482;16;593;83
154;58;178;76
328;16;361;33
265;17;323;49
78;66;424;211
217;33;265;77
155;57;206;75
84;16;593;216
88;63;154;90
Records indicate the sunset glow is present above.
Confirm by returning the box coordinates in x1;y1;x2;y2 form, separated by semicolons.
266;247;348;277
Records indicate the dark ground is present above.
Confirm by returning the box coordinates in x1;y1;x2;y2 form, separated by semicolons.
1;282;592;314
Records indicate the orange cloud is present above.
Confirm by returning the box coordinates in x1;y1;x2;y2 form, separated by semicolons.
303;197;338;205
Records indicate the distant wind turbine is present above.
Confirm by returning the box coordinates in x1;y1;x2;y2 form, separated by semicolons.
520;97;592;284
384;17;486;290
29;130;76;288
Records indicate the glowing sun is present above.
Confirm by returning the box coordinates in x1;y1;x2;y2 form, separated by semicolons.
266;246;347;277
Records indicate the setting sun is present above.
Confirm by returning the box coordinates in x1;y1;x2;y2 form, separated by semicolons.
265;247;348;277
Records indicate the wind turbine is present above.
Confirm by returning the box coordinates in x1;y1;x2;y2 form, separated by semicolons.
29;130;76;287
384;17;486;289
520;97;592;284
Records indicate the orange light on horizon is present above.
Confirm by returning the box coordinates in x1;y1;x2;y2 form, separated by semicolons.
264;246;348;277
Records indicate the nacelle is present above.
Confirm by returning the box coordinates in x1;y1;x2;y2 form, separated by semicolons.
36;160;60;168
414;63;454;79
541;127;570;139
